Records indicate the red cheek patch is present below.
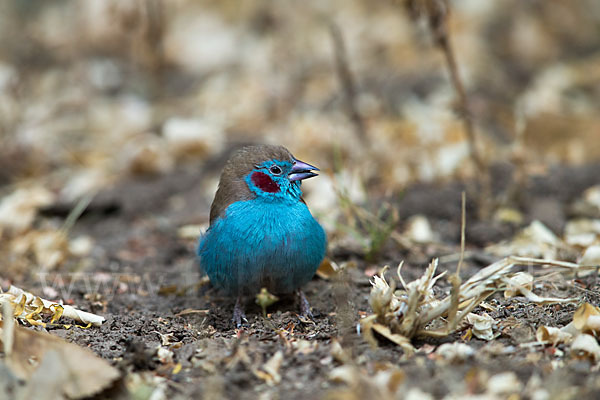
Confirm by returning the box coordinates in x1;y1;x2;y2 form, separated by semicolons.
251;171;280;193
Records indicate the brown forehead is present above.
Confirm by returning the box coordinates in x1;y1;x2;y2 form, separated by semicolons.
227;145;294;169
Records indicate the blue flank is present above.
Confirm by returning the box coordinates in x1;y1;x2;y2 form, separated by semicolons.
198;159;327;296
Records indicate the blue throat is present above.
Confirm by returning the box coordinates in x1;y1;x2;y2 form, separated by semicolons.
198;196;327;295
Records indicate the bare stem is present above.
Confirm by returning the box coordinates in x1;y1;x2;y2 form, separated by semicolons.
409;0;492;218
329;21;367;144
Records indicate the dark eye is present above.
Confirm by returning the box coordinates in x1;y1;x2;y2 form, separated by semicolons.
269;165;282;175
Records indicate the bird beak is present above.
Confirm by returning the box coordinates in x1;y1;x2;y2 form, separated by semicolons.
289;159;319;181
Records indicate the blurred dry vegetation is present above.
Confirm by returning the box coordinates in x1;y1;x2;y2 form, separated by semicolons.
2;0;600;186
2;0;600;399
1;0;600;274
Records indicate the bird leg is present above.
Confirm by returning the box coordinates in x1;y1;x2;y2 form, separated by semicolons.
297;289;313;320
232;296;247;328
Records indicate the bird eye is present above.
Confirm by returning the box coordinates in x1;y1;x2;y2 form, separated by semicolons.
269;165;282;175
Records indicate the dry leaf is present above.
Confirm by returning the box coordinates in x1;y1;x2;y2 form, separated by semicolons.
10;229;82;271
0;186;55;234
371;364;405;395
68;236;94;257
0;323;119;398
328;363;405;399
564;219;600;247
122;135;174;176
535;326;573;345
579;245;600;266
493;207;524;225
487;220;561;259
292;339;318;355
403;215;437;243
583;185;600;210
487;372;522;395
255;351;283;386
0;285;105;327
371;323;413;351
124;371;167;400
330;339;351;364
405;388;434;400
328;365;358;385
435;342;475;362
177;224;205;240
19;350;70;400
503;272;534;298
467;313;495;340
315;258;340;280
156;332;178;346
504;282;574;304
59;169;109;203
570;334;600;363
156;347;174;364
163;117;225;158
573;303;600;335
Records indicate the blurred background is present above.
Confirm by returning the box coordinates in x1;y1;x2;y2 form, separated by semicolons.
1;0;600;276
3;3;600;397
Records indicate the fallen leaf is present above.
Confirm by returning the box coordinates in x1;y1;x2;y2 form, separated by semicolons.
0;285;105;327
493;207;524;225
403;215;437;243
435;342;475;362
371;323;413;352
255;351;283;386
570;333;600;363
328;365;358;385
535;326;573;345
177;224;206;240
371;364;405;394
405;387;434;400
467;312;495;340
564;219;600;247
573;302;600;335
0;186;55;234
579;245;600;266
0;322;120;398
503;272;534;298
156;347;174;364
583;185;600;210
487;220;561;259
330;339;352;364
487;372;522;395
163;117;225;158
315;258;340;280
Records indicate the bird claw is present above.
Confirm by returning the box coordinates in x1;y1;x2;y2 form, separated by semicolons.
232;297;247;328
297;290;314;321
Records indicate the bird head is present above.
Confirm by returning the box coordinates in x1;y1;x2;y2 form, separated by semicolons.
209;145;320;223
246;155;319;198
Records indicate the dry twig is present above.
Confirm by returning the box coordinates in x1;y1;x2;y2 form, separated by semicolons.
404;0;492;218
329;21;367;144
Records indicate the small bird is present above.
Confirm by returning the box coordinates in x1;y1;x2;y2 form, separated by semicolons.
198;144;327;326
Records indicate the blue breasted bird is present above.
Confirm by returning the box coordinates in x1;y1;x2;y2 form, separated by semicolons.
197;144;327;326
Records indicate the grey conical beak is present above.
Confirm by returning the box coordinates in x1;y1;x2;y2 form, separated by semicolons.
289;159;319;181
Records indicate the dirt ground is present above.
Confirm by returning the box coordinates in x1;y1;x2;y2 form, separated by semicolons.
2;1;600;399
13;161;598;399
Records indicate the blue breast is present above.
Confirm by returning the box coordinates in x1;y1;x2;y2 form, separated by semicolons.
198;198;327;296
